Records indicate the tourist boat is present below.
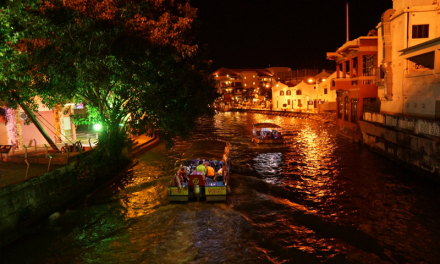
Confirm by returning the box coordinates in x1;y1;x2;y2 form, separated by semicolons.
252;123;284;144
168;140;231;202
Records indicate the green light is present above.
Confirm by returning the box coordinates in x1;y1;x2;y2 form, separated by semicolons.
93;124;102;131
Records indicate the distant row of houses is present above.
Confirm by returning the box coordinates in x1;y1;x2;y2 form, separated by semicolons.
212;67;336;112
213;0;440;142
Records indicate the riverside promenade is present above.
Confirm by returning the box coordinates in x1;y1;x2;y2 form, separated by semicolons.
0;133;157;189
229;108;336;124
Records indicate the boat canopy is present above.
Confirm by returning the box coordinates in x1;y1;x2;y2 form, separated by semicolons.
179;140;229;161
253;123;282;129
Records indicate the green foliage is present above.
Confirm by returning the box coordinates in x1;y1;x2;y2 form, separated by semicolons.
75;125;131;180
0;0;218;149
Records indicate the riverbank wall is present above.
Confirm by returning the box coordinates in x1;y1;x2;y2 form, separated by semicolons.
229;109;336;123
0;133;160;247
359;112;440;183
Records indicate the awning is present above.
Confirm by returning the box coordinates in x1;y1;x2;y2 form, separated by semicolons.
253;123;282;129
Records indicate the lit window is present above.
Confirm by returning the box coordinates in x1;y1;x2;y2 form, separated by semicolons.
253;75;255;78
245;76;247;79
245;84;247;86
253;82;255;85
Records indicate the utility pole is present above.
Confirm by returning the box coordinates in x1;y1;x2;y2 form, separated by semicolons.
346;2;350;42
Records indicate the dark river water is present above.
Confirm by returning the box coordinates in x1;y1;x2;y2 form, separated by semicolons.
1;112;440;264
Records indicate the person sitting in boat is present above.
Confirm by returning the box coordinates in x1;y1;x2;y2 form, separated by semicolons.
206;163;215;181
196;160;207;176
216;163;227;182
178;165;188;183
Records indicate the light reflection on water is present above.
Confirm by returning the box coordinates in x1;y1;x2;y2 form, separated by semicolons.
1;112;440;264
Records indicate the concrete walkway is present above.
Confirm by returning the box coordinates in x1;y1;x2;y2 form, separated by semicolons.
0;162;63;188
0;133;158;188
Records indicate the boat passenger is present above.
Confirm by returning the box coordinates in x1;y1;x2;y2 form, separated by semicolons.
206;163;215;180
178;166;188;183
196;160;207;175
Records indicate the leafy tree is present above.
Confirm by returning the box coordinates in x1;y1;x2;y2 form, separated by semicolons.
0;0;217;153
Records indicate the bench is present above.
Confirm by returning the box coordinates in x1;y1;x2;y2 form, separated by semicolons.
0;145;12;162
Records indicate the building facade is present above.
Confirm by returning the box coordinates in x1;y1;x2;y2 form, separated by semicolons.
272;70;335;112
327;35;379;140
0;100;77;150
212;68;275;109
376;0;440;120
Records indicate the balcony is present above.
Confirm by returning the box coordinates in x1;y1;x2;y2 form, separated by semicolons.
331;76;376;91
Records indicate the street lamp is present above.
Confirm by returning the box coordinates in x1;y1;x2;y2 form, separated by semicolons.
308;78;326;114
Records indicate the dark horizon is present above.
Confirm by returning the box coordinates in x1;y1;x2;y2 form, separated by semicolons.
191;0;393;72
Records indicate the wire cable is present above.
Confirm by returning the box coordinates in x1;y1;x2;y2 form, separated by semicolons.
34;113;74;145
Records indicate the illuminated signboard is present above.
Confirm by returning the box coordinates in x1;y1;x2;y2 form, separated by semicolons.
205;187;227;195
169;187;188;195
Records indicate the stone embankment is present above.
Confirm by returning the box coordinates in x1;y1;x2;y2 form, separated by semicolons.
230;109;336;124
359;120;440;183
0;132;160;247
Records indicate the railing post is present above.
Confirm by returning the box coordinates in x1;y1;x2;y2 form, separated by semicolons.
44;144;49;158
23;145;28;159
33;139;37;152
66;149;70;165
23;145;29;179
88;138;92;150
47;154;52;172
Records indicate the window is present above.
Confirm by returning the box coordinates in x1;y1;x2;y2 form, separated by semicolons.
286;90;291;95
324;88;328;94
235;82;242;86
244;84;247;87
280;91;285;96
351;99;358;123
412;24;429;39
344;96;349;121
338;97;343;119
253;82;255;85
253;75;255;78
245;76;247;79
296;90;302;95
298;99;302;106
287;99;291;105
363;55;376;76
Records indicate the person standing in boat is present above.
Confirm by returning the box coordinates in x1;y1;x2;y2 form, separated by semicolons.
206;163;215;181
178;165;188;183
196;160;207;176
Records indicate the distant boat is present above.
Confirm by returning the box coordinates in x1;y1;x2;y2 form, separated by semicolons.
252;123;284;144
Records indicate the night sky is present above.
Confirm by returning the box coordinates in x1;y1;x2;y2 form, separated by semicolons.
191;0;393;72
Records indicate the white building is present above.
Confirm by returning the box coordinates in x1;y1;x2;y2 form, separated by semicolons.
272;70;335;112
377;0;440;120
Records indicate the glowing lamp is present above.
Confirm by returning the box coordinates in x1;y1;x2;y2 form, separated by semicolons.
322;79;326;82
308;78;313;83
93;124;102;131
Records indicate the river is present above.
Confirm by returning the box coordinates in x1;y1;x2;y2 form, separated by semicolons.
1;112;440;264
